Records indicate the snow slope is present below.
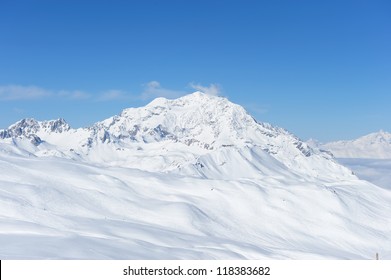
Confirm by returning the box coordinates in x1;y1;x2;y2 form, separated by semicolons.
1;152;390;259
1;92;390;259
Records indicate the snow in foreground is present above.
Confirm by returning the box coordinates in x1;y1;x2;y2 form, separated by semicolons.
1;153;390;260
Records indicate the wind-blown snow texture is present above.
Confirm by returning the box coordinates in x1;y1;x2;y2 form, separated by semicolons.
1;92;390;259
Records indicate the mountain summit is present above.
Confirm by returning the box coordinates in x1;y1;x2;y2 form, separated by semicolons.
0;92;354;181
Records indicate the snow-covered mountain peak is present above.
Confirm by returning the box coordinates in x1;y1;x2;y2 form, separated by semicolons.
8;118;39;132
0;118;71;139
361;130;391;144
174;91;220;103
0;93;355;181
143;91;234;111
99;92;269;149
121;91;234;116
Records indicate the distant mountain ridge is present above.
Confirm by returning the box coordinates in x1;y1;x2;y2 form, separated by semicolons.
0;92;354;181
321;131;391;159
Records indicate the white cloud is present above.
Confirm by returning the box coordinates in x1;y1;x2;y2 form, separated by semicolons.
0;85;94;101
97;90;130;101
189;83;221;96
141;81;186;100
58;90;91;100
0;85;51;100
146;81;160;89
0;82;224;104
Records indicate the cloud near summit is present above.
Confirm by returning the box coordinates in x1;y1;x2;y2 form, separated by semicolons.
141;81;186;100
0;82;222;102
141;81;222;100
189;83;221;96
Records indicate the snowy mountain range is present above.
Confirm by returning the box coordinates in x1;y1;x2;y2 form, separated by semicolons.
0;92;353;181
320;131;391;159
1;92;390;259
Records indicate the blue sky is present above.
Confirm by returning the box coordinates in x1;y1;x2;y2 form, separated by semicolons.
0;0;390;141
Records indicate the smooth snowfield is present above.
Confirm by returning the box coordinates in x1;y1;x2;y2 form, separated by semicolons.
1;92;391;259
1;152;391;259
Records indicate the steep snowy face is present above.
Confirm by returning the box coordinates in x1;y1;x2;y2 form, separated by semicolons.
323;131;391;159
